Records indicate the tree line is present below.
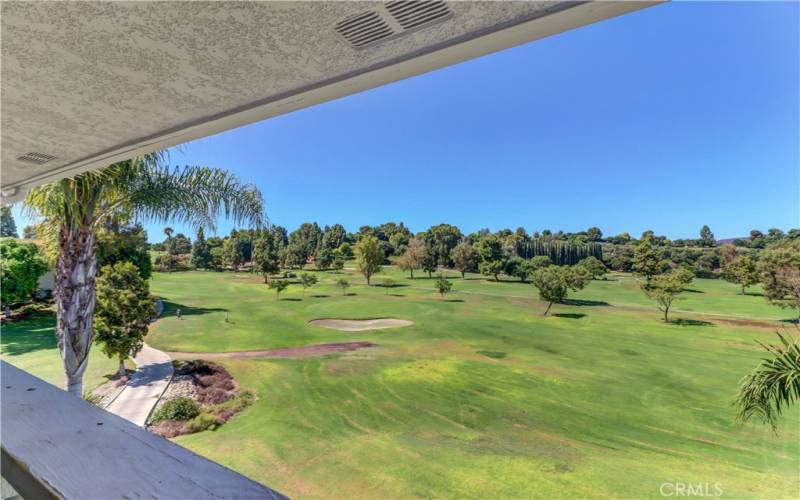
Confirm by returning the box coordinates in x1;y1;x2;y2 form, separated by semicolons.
141;219;800;323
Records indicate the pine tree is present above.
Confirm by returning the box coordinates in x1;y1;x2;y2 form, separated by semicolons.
0;206;18;238
253;230;280;282
633;241;668;283
700;225;716;247
191;227;213;270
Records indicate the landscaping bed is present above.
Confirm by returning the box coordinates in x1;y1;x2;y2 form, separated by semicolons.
147;360;253;438
87;369;134;406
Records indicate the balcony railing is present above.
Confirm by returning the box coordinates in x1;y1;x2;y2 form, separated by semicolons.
1;361;284;499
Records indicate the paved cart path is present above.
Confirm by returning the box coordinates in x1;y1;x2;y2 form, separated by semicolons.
104;344;173;427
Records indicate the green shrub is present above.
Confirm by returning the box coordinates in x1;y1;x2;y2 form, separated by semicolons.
0;238;48;306
205;390;254;423
186;413;221;432
151;397;199;423
17;302;48;316
83;392;103;406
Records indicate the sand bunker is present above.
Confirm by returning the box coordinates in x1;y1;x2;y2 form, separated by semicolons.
309;318;413;332
167;341;375;360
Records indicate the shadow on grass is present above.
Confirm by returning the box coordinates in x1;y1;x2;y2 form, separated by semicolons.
477;350;507;359
443;299;465;303
310;295;330;298
672;318;714;327
683;288;704;294
0;312;56;356
160;300;227;317
388;294;406;297
532;344;560;355
280;298;302;302
562;299;610;307
553;313;586;319
779;318;800;324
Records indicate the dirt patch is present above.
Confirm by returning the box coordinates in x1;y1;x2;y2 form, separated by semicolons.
309;318;413;331
712;317;780;329
166;341;376;360
89;373;131;407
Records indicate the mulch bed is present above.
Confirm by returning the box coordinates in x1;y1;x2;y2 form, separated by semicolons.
148;360;249;438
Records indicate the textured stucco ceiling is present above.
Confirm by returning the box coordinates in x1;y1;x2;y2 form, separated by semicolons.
0;1;656;201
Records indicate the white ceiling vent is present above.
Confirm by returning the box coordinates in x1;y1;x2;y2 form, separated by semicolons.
335;1;453;49
17;152;57;165
386;1;452;31
334;10;395;49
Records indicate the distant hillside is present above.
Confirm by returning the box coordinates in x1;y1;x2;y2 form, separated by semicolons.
717;237;748;245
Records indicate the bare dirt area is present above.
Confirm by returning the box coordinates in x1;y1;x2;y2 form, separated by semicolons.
711;317;782;329
90;373;131;406
166;341;377;360
309;318;413;331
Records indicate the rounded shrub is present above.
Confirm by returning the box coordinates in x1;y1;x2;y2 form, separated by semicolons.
151;397;200;423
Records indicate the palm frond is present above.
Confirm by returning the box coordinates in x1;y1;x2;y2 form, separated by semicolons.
735;329;800;431
121;163;265;232
24;152;264;234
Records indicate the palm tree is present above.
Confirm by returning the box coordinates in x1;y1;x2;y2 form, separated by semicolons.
24;153;263;396
163;226;174;273
734;330;800;431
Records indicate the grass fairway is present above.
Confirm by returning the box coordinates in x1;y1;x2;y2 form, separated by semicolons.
3;268;798;497
147;268;798;498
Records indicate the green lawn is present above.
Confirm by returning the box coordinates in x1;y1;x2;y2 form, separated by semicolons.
3;267;798;498
0;312;119;392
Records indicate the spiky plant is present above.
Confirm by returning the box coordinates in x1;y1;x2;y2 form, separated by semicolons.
734;330;800;431
24;153;263;396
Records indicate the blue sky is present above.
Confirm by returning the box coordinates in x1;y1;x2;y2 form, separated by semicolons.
13;1;799;242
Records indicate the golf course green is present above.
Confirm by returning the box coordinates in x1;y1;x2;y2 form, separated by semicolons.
3;266;798;498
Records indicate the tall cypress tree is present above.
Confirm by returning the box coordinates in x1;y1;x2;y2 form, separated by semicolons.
191;227;213;270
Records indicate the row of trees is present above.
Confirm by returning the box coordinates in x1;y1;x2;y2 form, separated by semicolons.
630;237;800;321
393;233;605;283
147;219;798;282
150;218;800;321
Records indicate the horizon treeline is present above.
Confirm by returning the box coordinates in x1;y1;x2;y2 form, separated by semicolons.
148;221;799;279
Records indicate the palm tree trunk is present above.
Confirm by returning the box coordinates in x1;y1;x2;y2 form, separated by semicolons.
55;225;97;397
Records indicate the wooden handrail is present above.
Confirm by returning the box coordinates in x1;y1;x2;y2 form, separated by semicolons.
1;361;284;499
